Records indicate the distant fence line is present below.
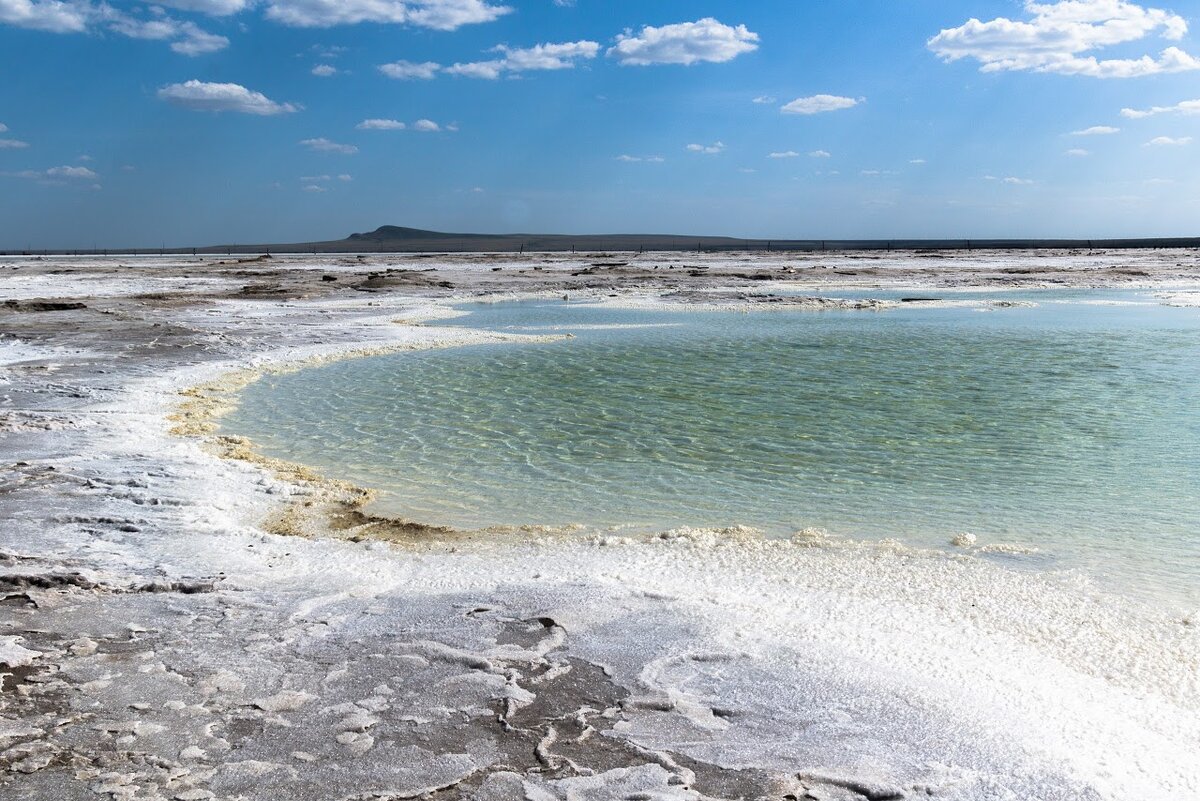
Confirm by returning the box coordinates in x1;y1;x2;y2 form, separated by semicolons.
2;238;1199;257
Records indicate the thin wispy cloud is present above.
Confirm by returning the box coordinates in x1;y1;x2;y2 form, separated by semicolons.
300;137;358;154
357;119;407;130
1071;125;1120;135
158;81;300;115
929;0;1200;78
615;155;665;163
446;40;599;79
781;95;861;115
1121;99;1200;119
1144;135;1192;146
768;151;800;159
263;0;511;30
1066;148;1090;156
608;18;758;66
686;141;725;154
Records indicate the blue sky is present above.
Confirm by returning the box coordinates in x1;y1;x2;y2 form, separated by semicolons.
2;0;1199;247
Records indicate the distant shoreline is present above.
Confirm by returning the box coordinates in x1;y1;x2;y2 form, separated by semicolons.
5;228;1200;258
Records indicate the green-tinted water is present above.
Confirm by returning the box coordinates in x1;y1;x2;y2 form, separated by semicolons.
224;291;1200;608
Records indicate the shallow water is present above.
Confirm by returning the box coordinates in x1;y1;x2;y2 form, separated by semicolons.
224;289;1200;609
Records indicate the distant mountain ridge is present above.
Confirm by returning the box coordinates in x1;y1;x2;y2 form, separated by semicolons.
5;226;1200;256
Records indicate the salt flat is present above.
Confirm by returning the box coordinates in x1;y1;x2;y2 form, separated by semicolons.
1;250;1198;800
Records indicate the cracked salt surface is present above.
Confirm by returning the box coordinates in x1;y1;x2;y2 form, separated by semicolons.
1;253;1198;800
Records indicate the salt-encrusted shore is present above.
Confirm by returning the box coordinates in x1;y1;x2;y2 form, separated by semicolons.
2;250;1199;800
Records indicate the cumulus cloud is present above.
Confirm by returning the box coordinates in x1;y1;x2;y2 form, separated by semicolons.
609;18;757;66
1121;99;1200;118
358;118;406;130
263;0;511;30
1071;125;1120;134
378;60;441;79
300;137;358;154
445;40;599;79
686;141;724;154
752;95;775;104
0;0;91;32
412;118;441;131
810;150;832;158
311;64;338;76
0;138;29;149
780;94;861;115
1145;135;1192;145
928;0;1200;78
159;80;299;114
768;150;799;159
0;2;228;54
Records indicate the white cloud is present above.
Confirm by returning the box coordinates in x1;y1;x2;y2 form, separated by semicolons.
9;164;98;182
47;165;97;179
0;0;90;33
0;2;228;54
358;118;406;130
928;0;1200;78
768;150;799;159
412;118;441;131
999;176;1035;184
301;174;333;181
338;173;352;181
752;95;775;104
0;122;6;132
909;158;926;164
1121;99;1200;118
686;141;724;154
810;150;832;158
1145;135;1192;145
615;154;664;163
155;0;250;15
1066;148;1090;156
300;137;358;154
781;94;861;115
0;138;29;149
1071;125;1120;135
302;184;327;192
311;64;338;76
609;18;758;66
159;80;299;114
378;60;441;80
445;40;599;79
169;23;229;55
264;0;511;30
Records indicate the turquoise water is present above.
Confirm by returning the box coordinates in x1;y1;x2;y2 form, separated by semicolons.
224;291;1200;608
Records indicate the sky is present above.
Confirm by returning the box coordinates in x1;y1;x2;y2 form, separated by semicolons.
2;0;1200;247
